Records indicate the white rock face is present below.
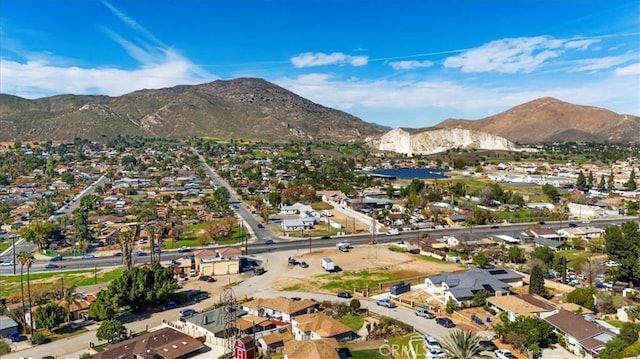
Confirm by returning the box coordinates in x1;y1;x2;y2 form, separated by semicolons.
377;128;517;155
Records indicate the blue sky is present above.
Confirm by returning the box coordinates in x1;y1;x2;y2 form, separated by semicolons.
1;0;639;128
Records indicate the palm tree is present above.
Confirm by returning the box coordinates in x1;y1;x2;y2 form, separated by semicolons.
17;251;35;334
118;227;135;270
440;329;491;359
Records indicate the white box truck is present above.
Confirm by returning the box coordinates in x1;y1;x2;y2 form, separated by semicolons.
322;257;335;272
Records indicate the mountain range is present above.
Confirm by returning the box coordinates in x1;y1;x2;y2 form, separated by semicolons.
0;78;638;144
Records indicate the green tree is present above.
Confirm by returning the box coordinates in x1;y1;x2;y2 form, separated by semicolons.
493;316;555;352
529;261;547;297
541;183;560;203
618;322;640;345
96;319;128;344
17;251;35;334
472;289;490;307
598;175;606;191
586;171;594;189
530;246;555;268
624;168;637;190
604;221;640;286
88;290;117;321
60;171;75;185
607;170;615;190
34;303;66;331
446;299;458;314
507;246;525;264
576;170;587;190
566;287;596;310
108;262;178;312
626;200;639;216
600;337;629;359
440;329;491;359
472;252;490;268
349;299;361;313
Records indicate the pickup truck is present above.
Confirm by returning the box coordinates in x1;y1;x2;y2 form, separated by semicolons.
288;257;299;266
386;229;399;236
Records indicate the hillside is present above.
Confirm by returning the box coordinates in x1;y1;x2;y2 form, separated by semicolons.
436;97;640;143
0;78;385;142
374;127;518;155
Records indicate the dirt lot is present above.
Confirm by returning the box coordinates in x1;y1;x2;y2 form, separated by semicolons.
268;245;464;294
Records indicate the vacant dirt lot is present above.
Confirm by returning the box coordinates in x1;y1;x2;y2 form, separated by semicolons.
268;244;464;294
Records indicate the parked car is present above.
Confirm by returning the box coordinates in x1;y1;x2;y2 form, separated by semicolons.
162;301;177;311
193;293;208;302
290;296;301;301
44;263;59;269
338;245;349;252
299;261;309;268
8;332;24;342
50;255;63;261
198;275;215;282
426;349;446;358
253;267;266;275
336;241;351;248
605;261;619;267
189;269;197;277
495;349;517;359
435;317;455;328
83;254;96;259
479;340;498;351
177;247;191;253
376;298;397;308
337;291;352;298
135;251;148;257
0;260;13;267
288;257;299;266
113;252;123;257
264;239;275;245
257;224;264;228
320;235;332;239
179;308;195;317
568;223;578;227
414;306;435;319
424;336;441;350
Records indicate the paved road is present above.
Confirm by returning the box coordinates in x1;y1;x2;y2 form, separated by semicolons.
1;216;637;275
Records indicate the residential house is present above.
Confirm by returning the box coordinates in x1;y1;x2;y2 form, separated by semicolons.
317;190;347;205
281;218;316;232
234;314;277;335
424;268;524;306
194;248;241;276
92;327;204;359
544;310;615;358
182;306;248;342
557;226;605;242
283;338;341;359
291;312;355;342
486;294;556;321
258;330;294;354
0;315;19;338
242;297;317;323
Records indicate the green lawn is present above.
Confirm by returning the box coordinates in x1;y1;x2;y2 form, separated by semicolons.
605;319;625;328
317;269;415;293
0;240;11;254
338;314;364;332
175;221;246;248
0;268;123;298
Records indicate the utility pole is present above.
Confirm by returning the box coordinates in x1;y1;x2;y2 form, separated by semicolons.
12;235;16;275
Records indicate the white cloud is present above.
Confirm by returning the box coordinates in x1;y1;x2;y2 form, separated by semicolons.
564;39;600;50
290;52;369;68
615;62;640;76
388;60;434;70
274;71;640;123
0;2;214;98
444;36;564;74
0;51;213;99
570;53;637;72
